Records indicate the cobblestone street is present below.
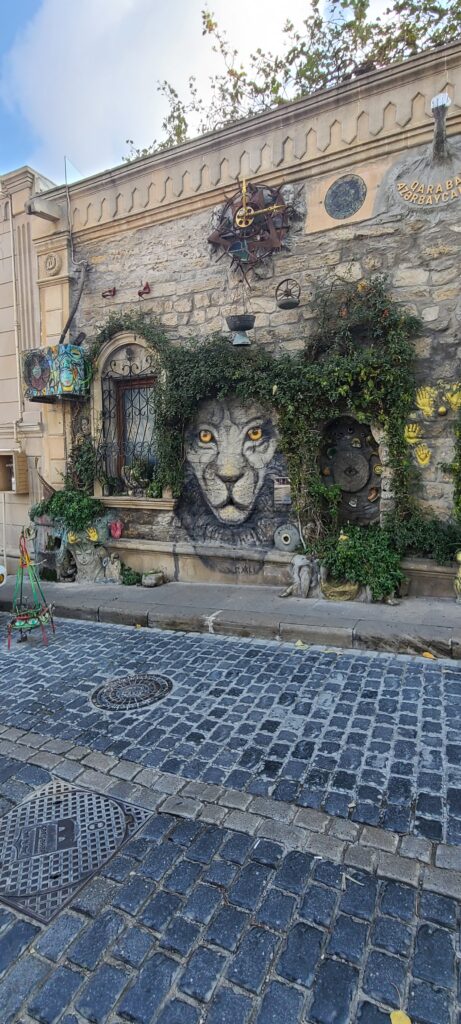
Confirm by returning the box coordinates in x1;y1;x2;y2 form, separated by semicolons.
0;617;460;1023
1;616;461;843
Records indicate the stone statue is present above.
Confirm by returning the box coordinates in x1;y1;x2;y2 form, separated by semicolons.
66;539;107;583
280;554;326;598
101;553;122;584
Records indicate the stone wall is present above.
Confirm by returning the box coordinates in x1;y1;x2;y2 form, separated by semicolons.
70;144;461;524
20;42;461;574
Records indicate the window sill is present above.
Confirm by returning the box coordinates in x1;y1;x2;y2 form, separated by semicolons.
99;495;177;511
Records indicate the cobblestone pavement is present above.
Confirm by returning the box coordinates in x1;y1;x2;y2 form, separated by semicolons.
1;616;461;843
0;757;459;1024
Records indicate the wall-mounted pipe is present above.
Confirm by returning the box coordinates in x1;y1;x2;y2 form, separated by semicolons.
6;195;24;443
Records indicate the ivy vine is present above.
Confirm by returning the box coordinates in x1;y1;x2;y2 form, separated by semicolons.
444;410;461;526
28;279;461;598
88;278;419;546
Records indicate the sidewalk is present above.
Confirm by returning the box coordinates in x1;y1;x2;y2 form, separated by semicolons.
1;577;460;658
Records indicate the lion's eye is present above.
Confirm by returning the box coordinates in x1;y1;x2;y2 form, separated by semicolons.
199;429;214;443
247;427;263;442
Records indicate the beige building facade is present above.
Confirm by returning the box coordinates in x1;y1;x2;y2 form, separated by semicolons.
1;42;461;585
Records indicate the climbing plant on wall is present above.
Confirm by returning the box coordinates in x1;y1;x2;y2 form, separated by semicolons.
89;277;420;547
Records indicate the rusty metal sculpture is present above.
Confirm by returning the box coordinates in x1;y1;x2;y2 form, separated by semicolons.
208;178;292;281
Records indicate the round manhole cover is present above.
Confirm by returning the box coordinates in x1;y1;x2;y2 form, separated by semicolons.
92;674;172;710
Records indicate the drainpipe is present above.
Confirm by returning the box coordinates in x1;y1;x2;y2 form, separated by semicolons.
1;493;6;574
6;194;24;444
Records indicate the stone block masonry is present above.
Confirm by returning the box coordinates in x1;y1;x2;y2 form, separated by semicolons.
72;166;461;524
0;751;459;1023
25;44;461;528
1;615;461;847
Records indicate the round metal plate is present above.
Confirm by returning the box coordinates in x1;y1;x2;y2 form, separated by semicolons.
331;450;370;492
92;674;172;710
0;779;150;921
273;523;300;552
324;175;367;220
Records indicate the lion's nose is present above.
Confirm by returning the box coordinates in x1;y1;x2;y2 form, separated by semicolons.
217;462;244;484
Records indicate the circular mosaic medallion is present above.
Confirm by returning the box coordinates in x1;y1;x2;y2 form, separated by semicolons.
92;674;172;710
324;175;367;220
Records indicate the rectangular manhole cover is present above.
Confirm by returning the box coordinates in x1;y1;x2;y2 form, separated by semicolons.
0;779;151;922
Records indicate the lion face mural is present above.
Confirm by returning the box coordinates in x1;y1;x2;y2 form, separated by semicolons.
185;397;279;525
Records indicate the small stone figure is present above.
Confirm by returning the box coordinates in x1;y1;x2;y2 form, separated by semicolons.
454;550;461;603
102;553;122;584
280;554;324;598
66;538;107;583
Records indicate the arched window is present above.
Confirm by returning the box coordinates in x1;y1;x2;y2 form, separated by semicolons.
95;336;158;496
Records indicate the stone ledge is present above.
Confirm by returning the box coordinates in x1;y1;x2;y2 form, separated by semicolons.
101;496;176;511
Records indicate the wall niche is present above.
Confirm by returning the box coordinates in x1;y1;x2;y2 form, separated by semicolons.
320;415;382;525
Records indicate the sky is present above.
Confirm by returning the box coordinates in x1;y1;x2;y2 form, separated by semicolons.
0;0;309;184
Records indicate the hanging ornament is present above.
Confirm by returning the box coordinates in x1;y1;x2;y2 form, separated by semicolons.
276;278;301;310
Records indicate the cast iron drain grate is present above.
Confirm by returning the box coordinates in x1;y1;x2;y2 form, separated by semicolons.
92;674;172;710
0;779;151;922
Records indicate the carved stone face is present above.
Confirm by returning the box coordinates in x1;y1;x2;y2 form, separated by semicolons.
185;397;278;525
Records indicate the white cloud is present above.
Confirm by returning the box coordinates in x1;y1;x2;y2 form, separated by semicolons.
0;0;309;182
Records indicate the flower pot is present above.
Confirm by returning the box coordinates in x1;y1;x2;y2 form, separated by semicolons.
226;315;255;332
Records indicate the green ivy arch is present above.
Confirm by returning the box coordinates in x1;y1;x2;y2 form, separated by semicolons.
89;278;419;545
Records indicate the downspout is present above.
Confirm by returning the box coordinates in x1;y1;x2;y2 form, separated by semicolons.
6;194;24;444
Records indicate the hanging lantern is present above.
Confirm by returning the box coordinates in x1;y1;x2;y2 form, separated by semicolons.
276;278;301;310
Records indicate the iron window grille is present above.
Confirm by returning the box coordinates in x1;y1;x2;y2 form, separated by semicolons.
96;345;157;495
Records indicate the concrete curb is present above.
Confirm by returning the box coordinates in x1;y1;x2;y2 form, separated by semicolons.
1;581;460;657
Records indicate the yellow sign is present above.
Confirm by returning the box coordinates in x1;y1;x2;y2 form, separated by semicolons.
396;176;461;205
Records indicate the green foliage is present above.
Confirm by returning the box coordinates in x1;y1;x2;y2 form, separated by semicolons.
121;563;143;586
125;2;461;157
441;411;461;526
145;479;163;499
319;525;404;601
29;499;51;521
92;309;169;358
129;459;154;485
385;508;461;564
92;278;419;545
65;438;97;494
100;476;125;496
29;490;105;532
